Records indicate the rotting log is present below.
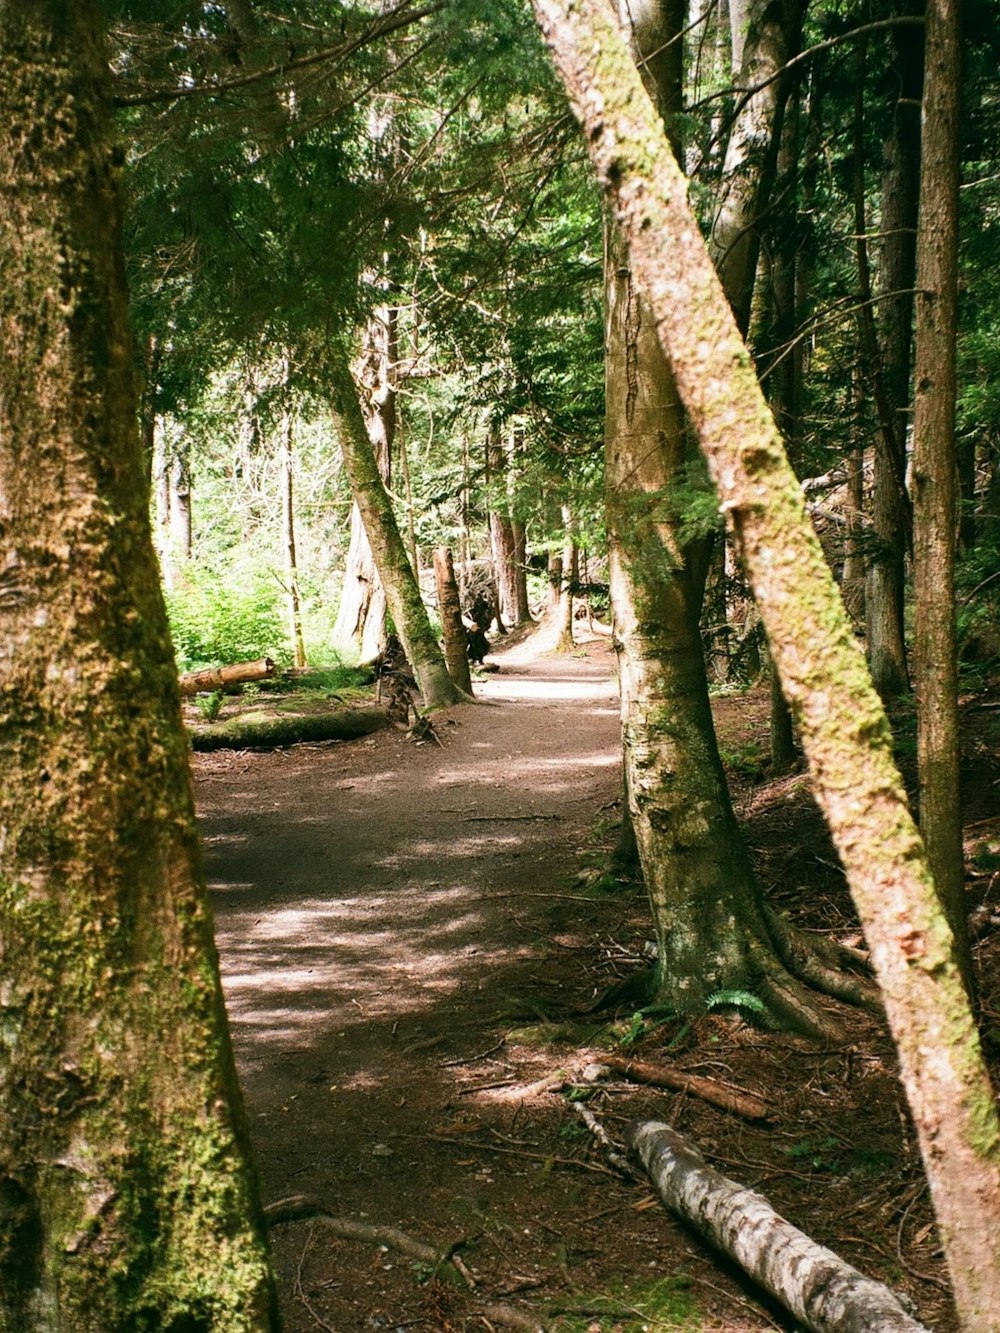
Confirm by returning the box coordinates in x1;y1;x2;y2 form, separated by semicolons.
190;707;389;751
629;1120;929;1332
179;657;276;696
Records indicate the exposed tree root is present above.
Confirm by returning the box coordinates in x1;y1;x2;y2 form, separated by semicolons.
264;1195;473;1287
765;907;883;1015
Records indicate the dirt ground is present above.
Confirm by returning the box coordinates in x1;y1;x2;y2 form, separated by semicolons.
193;629;1000;1332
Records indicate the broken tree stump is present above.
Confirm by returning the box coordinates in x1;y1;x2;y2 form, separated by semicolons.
179;657;276;696
628;1120;929;1332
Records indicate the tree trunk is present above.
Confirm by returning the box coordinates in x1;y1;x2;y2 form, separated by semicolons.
708;0;803;336
433;547;473;695
282;403;308;669
630;1122;930;1332
0;5;279;1326
605;0;835;1030
333;306;397;661
179;657;276;696
554;504;576;650
911;0;968;987
856;24;921;701
330;351;468;710
532;3;1000;1321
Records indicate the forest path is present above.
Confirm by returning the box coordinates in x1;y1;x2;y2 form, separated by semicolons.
196;632;732;1332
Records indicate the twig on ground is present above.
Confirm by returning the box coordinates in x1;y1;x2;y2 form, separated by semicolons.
571;1102;641;1180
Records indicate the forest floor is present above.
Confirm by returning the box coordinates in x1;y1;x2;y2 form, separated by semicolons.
192;626;1000;1333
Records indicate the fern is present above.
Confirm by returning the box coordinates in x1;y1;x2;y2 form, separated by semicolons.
705;989;767;1018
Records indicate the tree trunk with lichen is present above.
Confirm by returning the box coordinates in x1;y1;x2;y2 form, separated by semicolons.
533;0;1000;1322
0;5;279;1329
607;0;846;1029
330;351;467;710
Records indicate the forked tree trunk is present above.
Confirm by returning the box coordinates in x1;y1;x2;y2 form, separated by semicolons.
333;308;396;662
330;352;467;710
532;2;1000;1322
0;5;279;1326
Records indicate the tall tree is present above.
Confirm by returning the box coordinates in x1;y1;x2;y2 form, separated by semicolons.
533;0;1000;1323
607;0;859;1030
912;0;967;980
330;351;470;709
0;3;278;1327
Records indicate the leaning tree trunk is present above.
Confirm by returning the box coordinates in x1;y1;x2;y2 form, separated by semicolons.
0;5;279;1328
532;2;1000;1323
330;351;467;710
281;401;308;669
911;0;968;987
606;0;846;1030
332;307;396;662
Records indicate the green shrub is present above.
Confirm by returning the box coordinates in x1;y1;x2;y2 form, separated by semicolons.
165;568;289;672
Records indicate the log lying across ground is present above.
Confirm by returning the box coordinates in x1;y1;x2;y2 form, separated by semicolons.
190;706;389;752
629;1120;929;1333
179;657;276;696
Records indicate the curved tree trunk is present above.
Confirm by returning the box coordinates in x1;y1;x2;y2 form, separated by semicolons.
330;351;468;710
532;2;1000;1321
0;5;279;1327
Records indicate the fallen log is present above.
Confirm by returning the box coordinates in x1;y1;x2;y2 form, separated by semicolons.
600;1054;771;1122
628;1120;929;1332
189;706;389;751
179;657;275;696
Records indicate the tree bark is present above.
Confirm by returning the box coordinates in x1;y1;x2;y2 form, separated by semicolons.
0;5;279;1326
532;2;1000;1322
606;0;833;1029
630;1122;930;1332
281;401;308;669
911;0;968;985
330;351;468;710
433;547;474;695
332;307;396;661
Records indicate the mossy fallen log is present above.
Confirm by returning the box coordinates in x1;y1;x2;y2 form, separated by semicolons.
190;706;390;752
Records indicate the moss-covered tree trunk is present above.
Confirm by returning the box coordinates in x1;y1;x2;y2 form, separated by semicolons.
0;5;279;1328
607;0;840;1028
329;351;468;709
332;310;396;663
533;1;1000;1322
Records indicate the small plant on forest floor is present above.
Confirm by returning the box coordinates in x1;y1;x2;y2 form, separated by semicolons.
193;690;225;722
718;737;767;780
704;989;768;1022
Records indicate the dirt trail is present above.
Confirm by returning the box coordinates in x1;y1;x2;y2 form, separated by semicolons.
194;634;955;1332
197;636;717;1332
